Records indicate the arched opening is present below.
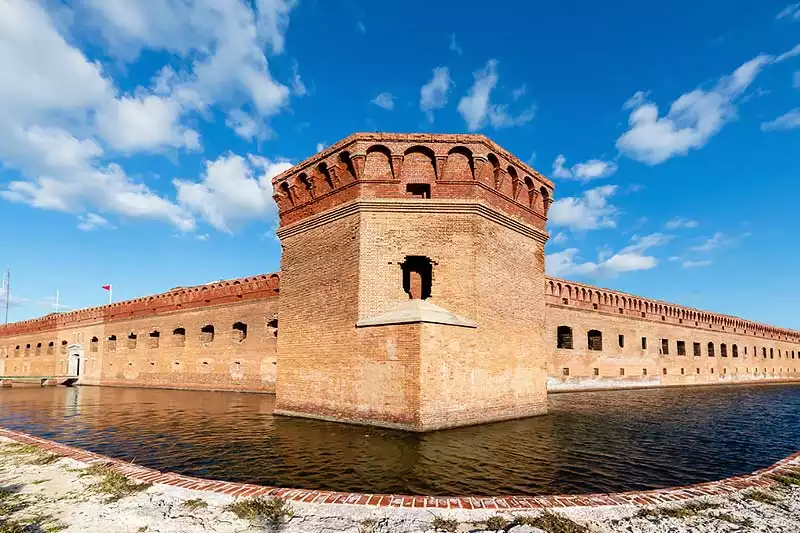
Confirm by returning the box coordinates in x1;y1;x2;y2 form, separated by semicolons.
721;343;728;357
107;335;117;352
149;330;160;349
732;344;738;358
47;341;54;355
127;333;137;349
540;187;551;215
267;318;278;338
60;340;68;354
588;330;603;351
173;328;186;347
401;256;433;300
35;342;42;356
487;153;501;188
232;322;248;342
317;162;334;190
365;145;394;180
708;342;715;357
339;151;357;180
557;326;573;349
200;325;215;343
90;337;99;353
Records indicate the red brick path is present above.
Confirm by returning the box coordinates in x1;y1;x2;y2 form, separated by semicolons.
2;427;798;509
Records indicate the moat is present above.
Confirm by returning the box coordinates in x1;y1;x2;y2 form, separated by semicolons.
1;384;799;496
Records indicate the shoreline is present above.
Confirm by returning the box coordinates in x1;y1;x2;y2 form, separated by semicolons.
2;427;800;532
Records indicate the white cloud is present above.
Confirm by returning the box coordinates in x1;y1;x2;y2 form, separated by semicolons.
776;44;800;63
547;232;669;277
372;92;396;110
761;108;800;131
96;93;201;152
457;60;534;131
623;90;650;109
0;0;302;233
420;67;452;122
225;109;262;141
776;3;800;20
512;84;527;101
548;185;618;231
689;232;727;252
77;213;114;231
449;33;462;55
174;153;292;233
665;217;699;230
683;259;712;268
794;71;800;88
551;232;568;244
616;55;771;165
550;154;618;181
195;233;209;241
316;142;327;152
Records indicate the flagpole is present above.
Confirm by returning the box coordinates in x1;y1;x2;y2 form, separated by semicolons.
109;285;112;305
55;290;59;312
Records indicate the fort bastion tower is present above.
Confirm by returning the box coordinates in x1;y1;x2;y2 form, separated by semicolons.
271;133;554;431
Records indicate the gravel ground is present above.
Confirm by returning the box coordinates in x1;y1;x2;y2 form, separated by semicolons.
2;437;799;533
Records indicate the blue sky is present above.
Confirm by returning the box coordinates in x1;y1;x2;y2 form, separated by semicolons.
0;0;799;328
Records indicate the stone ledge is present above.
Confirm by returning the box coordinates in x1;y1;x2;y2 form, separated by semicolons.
356;300;478;328
1;426;797;510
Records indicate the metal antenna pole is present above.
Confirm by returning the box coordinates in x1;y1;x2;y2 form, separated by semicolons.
3;267;9;325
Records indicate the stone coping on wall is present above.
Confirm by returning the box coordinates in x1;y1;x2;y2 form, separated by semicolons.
1;426;797;510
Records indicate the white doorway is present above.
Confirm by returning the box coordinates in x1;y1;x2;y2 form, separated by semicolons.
67;345;84;378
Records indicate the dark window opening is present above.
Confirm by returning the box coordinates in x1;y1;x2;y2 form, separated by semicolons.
557;326;573;349
661;339;669;355
770;348;774;359
149;330;160;348
693;342;702;357
677;340;686;356
562;367;569;376
588;330;603;351
620;368;625;376
708;342;715;357
721;343;728;357
127;333;137;349
173;328;186;347
267;318;278;338
593;368;599;376
618;334;625;348
201;325;215;343
401;256;433;300
662;368;667;375
643;368;648;376
90;337;99;353
233;322;248;342
641;337;647;350
406;183;431;199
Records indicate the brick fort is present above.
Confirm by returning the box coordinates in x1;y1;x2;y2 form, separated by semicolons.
2;133;798;431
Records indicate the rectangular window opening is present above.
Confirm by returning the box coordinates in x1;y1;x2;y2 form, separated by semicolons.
406;183;431;199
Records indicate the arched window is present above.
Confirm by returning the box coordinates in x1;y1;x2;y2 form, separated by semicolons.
540;187;551;215
47;341;54;355
770;348;774;359
35;342;42;356
232;322;248;342
708;342;715;357
732;344;738;358
173;328;186;347
762;347;767;358
200;325;215;343
588;330;603;351
107;335;117;352
60;340;68;354
720;343;728;357
149;330;160;349
267;318;278;338
557;326;573;349
14;345;20;357
127;333;137;349
90;337;99;353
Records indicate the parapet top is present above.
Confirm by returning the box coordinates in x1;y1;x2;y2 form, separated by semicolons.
270;133;556;229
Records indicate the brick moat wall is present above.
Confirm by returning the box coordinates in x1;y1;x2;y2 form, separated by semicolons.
1;272;798;393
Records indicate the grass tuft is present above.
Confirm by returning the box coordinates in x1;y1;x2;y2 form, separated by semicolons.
772;471;800;487
636;499;721;519
712;512;753;527
2;444;41;456
182;498;208;511
357;517;377;533
484;514;510;530
225;496;293;527
0;520;28;533
80;464;151;502
29;453;60;466
515;510;587;533
0;489;29;516
743;489;779;506
430;515;458;532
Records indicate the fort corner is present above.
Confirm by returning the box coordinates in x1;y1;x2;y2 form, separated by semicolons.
271;133;555;431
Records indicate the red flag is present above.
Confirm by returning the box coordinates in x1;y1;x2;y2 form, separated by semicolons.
102;285;111;291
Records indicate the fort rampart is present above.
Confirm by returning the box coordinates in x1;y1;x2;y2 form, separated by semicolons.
1;272;798;393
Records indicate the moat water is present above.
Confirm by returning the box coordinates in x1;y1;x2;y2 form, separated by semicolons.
1;384;799;496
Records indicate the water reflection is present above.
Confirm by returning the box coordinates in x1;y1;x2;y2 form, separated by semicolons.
1;384;798;496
